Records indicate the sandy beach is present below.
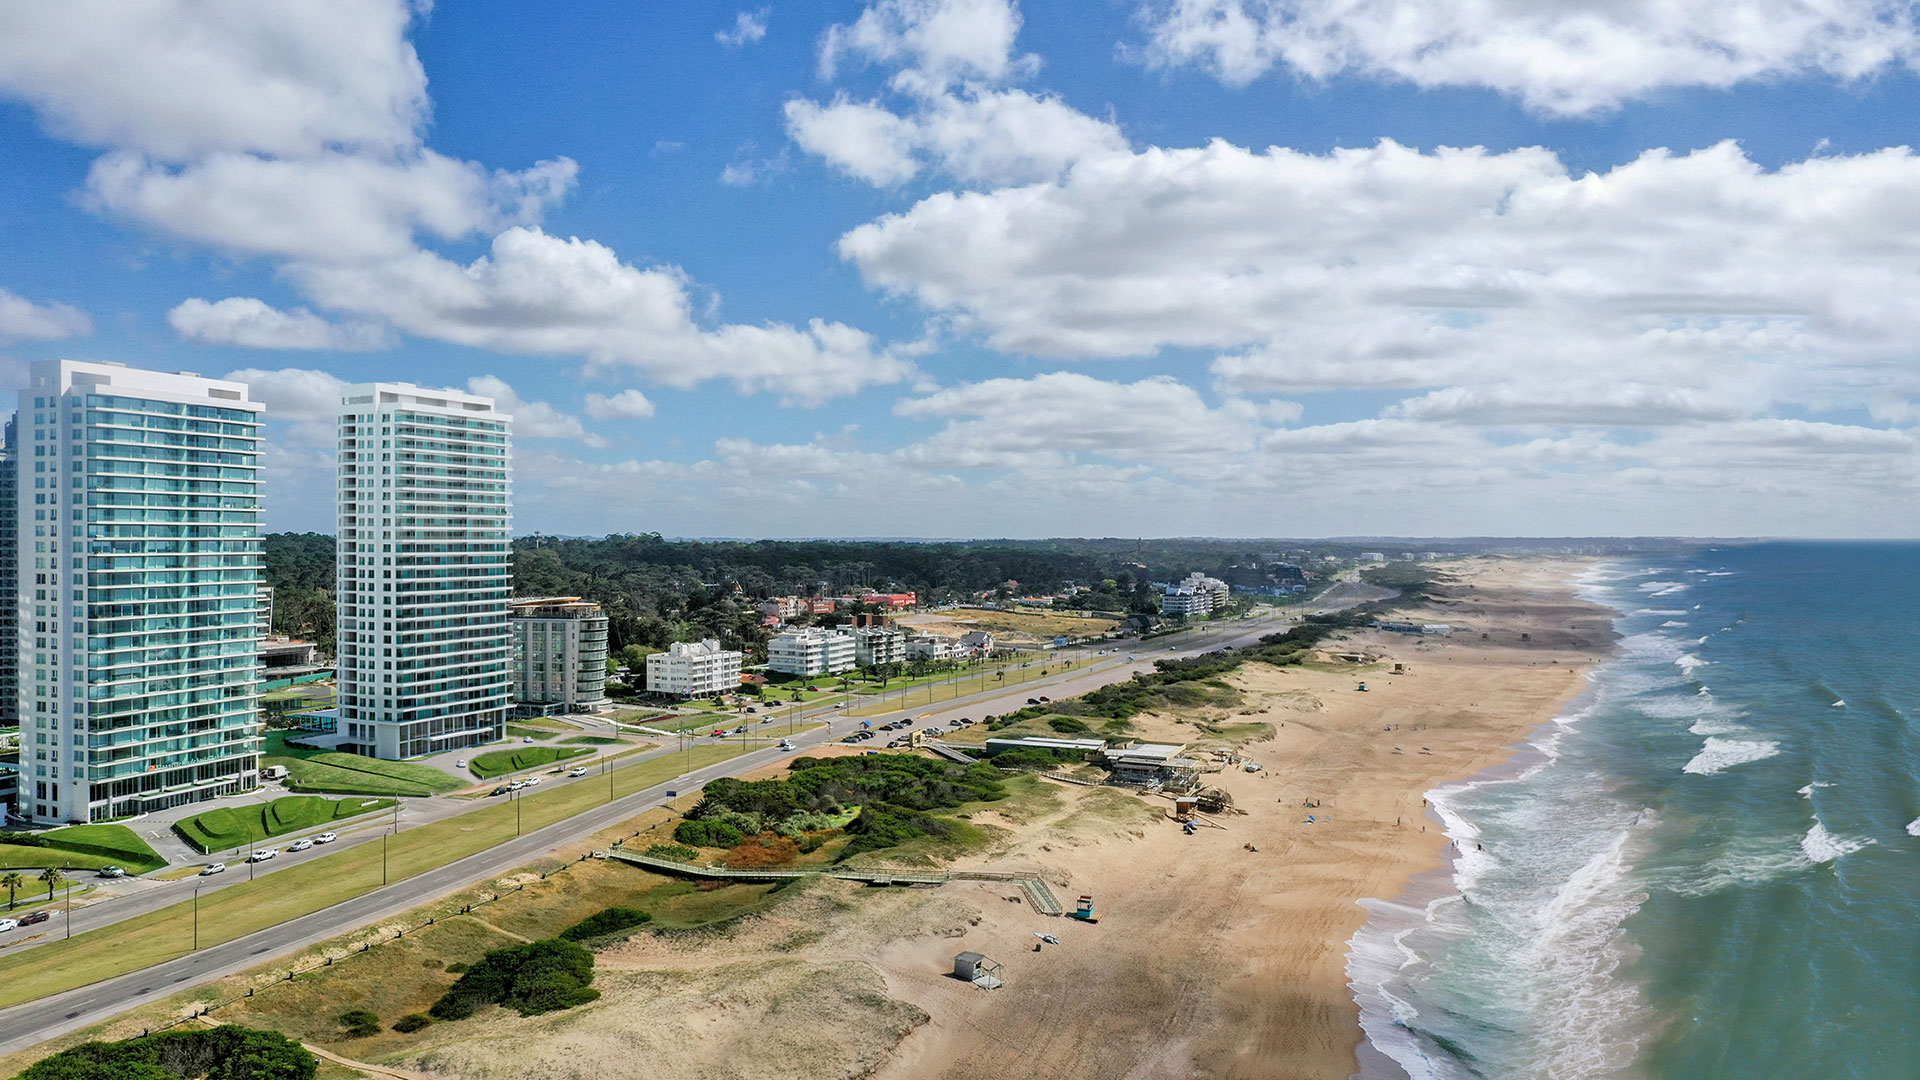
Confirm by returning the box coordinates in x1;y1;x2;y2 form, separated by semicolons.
848;556;1615;1080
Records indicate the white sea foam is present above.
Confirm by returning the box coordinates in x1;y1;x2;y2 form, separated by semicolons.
1675;653;1708;674
1682;737;1781;775
1660;620;1687;628
1637;580;1684;592
1832;699;1845;707
1630;608;1687;617
1706;571;1735;576
1667;843;1811;897
1801;823;1874;864
1796;782;1834;798
1689;716;1747;736
1906;818;1920;838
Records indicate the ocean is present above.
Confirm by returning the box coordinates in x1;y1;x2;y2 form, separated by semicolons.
1349;542;1920;1080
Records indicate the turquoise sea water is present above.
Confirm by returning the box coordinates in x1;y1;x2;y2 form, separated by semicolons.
1349;543;1920;1080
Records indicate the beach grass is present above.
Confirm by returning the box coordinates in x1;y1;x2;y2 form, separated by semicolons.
0;742;754;1009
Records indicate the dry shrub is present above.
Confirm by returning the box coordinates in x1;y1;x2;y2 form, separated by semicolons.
724;832;800;868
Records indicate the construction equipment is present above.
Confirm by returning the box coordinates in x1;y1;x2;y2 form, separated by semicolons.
1068;895;1099;923
1196;786;1235;815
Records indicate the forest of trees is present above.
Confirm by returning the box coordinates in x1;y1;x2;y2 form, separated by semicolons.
260;531;1366;661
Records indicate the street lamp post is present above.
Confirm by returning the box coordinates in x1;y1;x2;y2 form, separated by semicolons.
192;887;199;951
63;880;72;940
381;829;389;886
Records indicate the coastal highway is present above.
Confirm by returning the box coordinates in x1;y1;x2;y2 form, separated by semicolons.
0;612;1293;1054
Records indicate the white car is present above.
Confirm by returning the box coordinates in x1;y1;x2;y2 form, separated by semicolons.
249;849;278;862
200;862;227;876
508;780;528;791
0;918;17;933
286;838;314;852
523;776;542;786
313;831;337;844
455;759;467;768
566;767;589;777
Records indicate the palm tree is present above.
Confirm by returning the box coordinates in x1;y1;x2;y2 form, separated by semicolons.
0;871;21;911
38;866;64;901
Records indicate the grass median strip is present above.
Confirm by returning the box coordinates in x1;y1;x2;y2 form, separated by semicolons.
468;746;594;779
0;741;754;1008
173;797;396;855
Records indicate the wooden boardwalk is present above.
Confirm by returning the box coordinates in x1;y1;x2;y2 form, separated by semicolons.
597;848;1063;915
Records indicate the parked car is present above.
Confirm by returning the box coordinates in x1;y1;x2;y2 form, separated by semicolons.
834;702;847;709
524;776;542;786
732;726;748;735
490;785;511;796
523;736;535;744
1038;696;1051;703
19;910;49;926
249;849;277;862
778;740;795;751
805;684;820;691
286;838;315;852
200;862;227;876
841;735;862;744
509;780;528;791
744;706;757;713
710;728;727;738
96;865;126;878
314;832;337;844
0;918;17;933
949;719;966;727
567;766;589;777
1026;698;1040;705
455;759;467;768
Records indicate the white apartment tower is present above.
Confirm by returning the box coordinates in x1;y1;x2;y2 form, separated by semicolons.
15;361;264;823
336;384;512;760
510;597;610;713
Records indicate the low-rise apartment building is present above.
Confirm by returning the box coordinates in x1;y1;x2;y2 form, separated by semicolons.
767;627;857;676
847;626;906;667
906;635;956;661
645;638;744;698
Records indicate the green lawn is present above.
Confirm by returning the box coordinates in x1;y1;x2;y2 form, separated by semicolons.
562;735;619;745
263;731;462;797
173;796;395;854
845;656;1097;716
0;844;124;874
0;824;168;875
0;741;757;1009
468;746;593;779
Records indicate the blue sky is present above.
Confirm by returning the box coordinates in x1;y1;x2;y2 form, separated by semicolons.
1;0;1918;538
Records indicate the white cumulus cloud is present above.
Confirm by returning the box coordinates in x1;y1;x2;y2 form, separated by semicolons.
170;297;391;351
1134;0;1920;115
0;288;91;342
585;389;658;421
717;8;770;48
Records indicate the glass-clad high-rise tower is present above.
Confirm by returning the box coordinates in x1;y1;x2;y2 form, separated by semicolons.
335;383;512;760
15;361;263;823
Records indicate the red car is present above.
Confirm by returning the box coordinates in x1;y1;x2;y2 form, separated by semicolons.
19;911;50;926
711;728;727;738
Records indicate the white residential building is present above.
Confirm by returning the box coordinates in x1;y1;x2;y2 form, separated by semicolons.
646;638;743;698
905;634;955;661
767;627;856;676
958;631;995;656
335;383;512;760
1160;572;1230;617
511;597;610;713
846;625;906;667
15;361;265;823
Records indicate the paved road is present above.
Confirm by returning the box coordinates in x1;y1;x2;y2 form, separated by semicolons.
0;613;1289;1054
